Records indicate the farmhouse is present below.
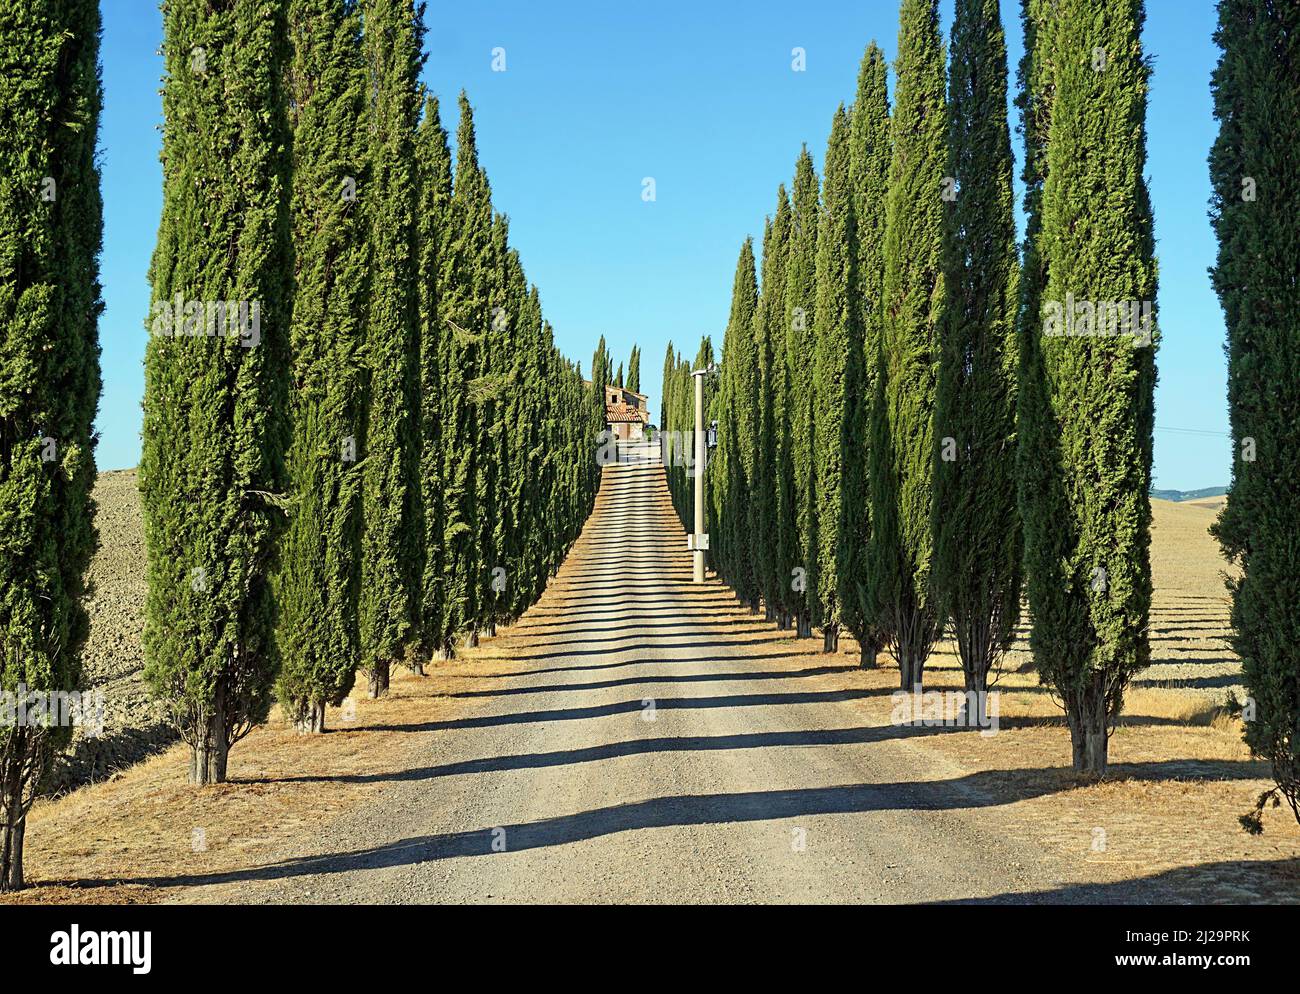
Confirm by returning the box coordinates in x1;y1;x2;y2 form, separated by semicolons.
602;384;650;441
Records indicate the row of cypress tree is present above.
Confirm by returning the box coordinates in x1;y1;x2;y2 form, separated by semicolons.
140;0;601;785
666;0;1161;776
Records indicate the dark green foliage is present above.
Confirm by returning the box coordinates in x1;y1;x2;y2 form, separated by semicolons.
811;106;860;651
1209;0;1300;828
931;0;1021;703
591;334;611;433
0;0;103;888
663;340;714;533
426;92;597;652
626;345;641;395
660;342;674;433
415;94;452;658
1017;0;1158;774
141;0;292;782
847;42;890;665
712;240;760;605
439;93;492;652
358;0;425;694
786;149;820;637
274;0;369;734
754;191;793;624
867;0;949;690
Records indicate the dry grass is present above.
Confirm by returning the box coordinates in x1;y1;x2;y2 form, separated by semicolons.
1;662;493;905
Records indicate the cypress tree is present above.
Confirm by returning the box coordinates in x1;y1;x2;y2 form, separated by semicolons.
847;42;890;667
627;345;641;395
1208;0;1300;830
440;93;492;653
786;149;820;638
715;239;759;605
1018;0;1158;774
141;0;292;782
752;205;785;623
761;187;796;629
867;0;949;690
358;0;424;695
811;106;859;653
415;93;452;660
475;211;510;639
275;0;369;734
931;0;1021;712
591;334;611;430
0;0;102;889
510;281;546;613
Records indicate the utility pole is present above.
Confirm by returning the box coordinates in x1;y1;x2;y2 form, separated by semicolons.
689;364;715;582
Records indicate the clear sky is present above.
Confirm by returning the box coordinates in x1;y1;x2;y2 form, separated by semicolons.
97;0;1229;490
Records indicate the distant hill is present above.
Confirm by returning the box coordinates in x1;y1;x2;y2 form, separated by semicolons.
1150;486;1228;503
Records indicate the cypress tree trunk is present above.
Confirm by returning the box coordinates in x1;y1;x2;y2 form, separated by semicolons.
142;0;290;785
1209;0;1300;829
0;0;102;887
359;0;425;699
1017;0;1158;775
868;0;949;691
932;0;1022;706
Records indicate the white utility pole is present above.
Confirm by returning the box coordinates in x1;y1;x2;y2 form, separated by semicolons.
690;366;710;582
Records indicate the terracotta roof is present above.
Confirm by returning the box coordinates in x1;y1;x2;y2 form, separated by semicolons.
606;403;647;424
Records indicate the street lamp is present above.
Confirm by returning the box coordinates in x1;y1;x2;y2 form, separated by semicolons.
688;362;718;582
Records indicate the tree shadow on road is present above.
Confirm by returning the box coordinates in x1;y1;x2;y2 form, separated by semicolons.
74;763;1281;898
934;857;1300;904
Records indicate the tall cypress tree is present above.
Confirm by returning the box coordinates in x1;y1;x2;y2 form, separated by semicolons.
275;0;369;734
141;0;292;782
1209;0;1300;830
811;106;860;652
474;211;510;640
591;334;611;430
415;93;452;661
786;149;820;638
753;195;790;624
660;342;674;438
440;93;492;651
847;42;890;667
1018;0;1158;774
627;345;641;395
931;0;1021;710
358;0;424;695
867;0;948;690
763;187;797;629
0;0;102;889
715;239;759;605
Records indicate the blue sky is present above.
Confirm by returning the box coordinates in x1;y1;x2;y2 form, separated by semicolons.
98;0;1228;489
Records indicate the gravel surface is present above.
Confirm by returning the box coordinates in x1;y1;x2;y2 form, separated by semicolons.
171;455;1086;905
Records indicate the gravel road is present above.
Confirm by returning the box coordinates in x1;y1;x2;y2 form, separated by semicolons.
173;452;1083;904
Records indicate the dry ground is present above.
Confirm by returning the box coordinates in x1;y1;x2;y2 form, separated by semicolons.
4;461;1297;904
